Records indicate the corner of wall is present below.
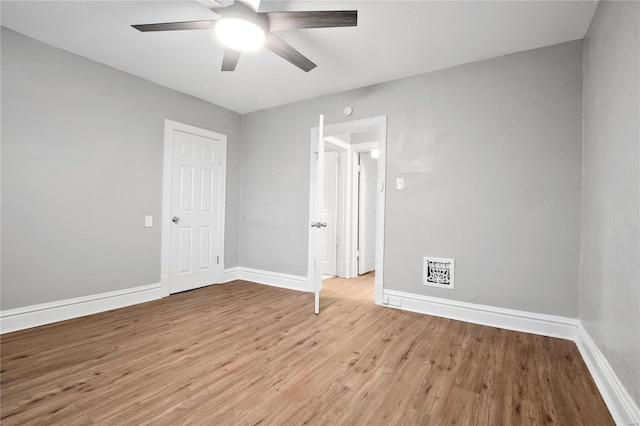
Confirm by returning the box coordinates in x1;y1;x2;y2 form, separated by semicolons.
235;112;247;268
576;324;640;425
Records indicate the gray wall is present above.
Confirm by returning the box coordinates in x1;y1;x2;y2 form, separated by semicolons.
581;1;640;406
1;28;242;310
241;40;583;317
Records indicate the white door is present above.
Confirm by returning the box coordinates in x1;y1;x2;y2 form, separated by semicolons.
320;151;339;276
169;127;226;294
358;151;377;275
308;115;325;314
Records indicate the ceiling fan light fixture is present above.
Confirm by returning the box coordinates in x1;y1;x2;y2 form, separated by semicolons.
215;18;265;51
132;2;357;72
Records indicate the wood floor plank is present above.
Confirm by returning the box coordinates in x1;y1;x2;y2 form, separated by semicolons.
1;273;614;425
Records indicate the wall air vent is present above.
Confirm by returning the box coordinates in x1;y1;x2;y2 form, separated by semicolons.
423;257;455;290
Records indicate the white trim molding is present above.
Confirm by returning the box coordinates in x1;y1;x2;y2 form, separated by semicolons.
576;325;640;426
224;266;241;282
225;267;310;293
382;289;579;340
1;268;306;334
0;283;163;334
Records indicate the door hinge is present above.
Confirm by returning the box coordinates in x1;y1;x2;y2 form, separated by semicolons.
217;255;220;264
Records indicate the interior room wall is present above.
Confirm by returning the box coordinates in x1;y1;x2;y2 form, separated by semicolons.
2;29;586;322
581;0;640;407
240;40;583;317
1;28;242;310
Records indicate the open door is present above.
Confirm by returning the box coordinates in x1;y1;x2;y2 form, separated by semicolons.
308;115;325;314
308;115;387;309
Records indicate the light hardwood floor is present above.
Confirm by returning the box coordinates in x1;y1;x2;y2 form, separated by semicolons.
1;273;613;425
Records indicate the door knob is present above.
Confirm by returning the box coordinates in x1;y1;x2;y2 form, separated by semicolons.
319;222;327;228
172;216;180;224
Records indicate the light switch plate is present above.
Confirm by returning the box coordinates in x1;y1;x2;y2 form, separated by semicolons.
396;177;404;190
145;216;153;227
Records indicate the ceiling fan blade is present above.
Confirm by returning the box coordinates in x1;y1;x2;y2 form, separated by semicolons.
264;33;316;72
221;48;242;71
132;20;217;32
264;10;357;31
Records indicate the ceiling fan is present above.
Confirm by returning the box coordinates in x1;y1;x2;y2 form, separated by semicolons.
132;0;357;72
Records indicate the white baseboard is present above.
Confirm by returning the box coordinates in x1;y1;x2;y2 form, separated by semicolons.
1;267;306;334
226;267;310;292
0;283;163;334
223;266;241;282
382;289;579;340
576;324;640;426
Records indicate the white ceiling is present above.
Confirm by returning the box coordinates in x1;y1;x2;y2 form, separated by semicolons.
1;0;598;114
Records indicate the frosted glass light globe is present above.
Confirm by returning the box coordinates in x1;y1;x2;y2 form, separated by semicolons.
216;18;265;51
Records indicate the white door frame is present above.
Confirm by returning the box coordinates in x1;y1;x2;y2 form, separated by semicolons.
308;116;387;305
324;137;352;278
353;143;379;276
161;119;227;297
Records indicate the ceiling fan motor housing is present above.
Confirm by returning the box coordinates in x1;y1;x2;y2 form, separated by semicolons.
221;2;268;33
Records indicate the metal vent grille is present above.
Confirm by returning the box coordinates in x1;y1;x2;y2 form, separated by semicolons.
423;257;455;289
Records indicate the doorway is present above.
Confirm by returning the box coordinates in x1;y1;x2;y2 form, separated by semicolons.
308;116;387;307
